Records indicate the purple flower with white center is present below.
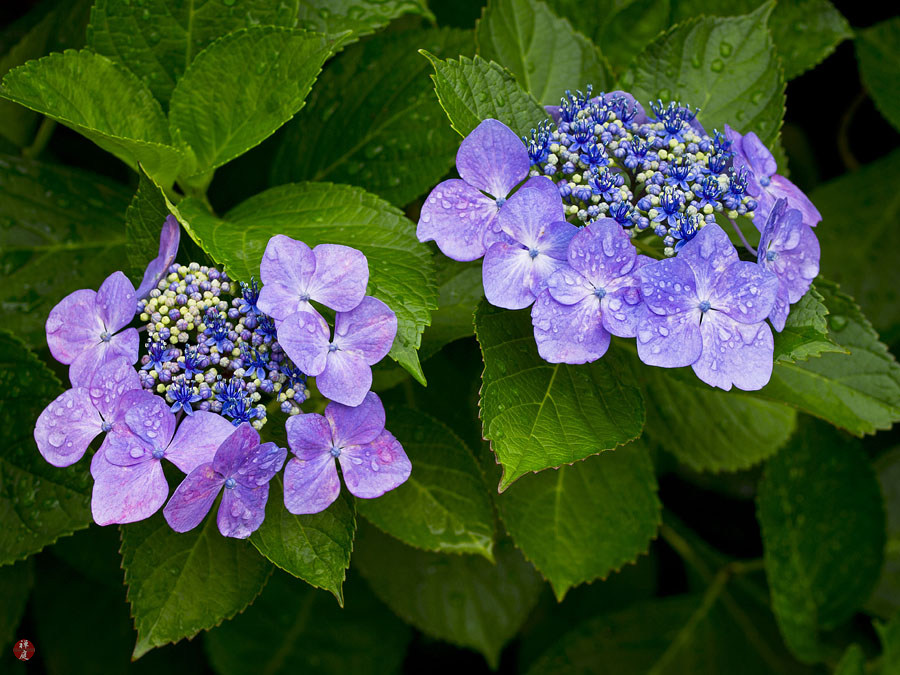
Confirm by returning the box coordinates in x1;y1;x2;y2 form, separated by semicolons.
34;358;139;468
417;118;555;262
636;224;779;391
282;393;410;515
278;296;397;407
89;390;234;525
135;215;180;300
46;271;140;388
482;186;577;310
757;198;821;331
169;378;202;415
724;124;821;231
142;340;177;371
257;235;369;322
531;219;648;364
163;424;286;539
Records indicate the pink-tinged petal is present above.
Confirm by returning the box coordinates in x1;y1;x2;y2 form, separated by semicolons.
483;242;536;310
567;218;637;287
283;454;341;515
601;277;645;338
638;257;700;316
418;179;498;262
333;296;397;364
89;357;141;422
694;313;774;391
339;429;411;499
46;288;102;365
69;327;139;388
167;411;236;474
123;390;175;451
531;291;610;364
325;392;386;448
257;235;316;321
456;119;529;197
725;125;777;177
547;266;592;305
307;244;369;312
677;224;739;297
710;260;778;324
636;308;702;368
95;271;136;333
163;463;223;533
217;484;268;539
277;307;331;376
231;443;286;490
91;455;168;525
497;186;564;248
285;413;332;461
34;388;102;467
135;215;180;300
102;429;154;467
766;175;822;228
317;349;372;407
211;423;261;476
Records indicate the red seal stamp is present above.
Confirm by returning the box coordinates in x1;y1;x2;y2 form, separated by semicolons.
13;639;35;661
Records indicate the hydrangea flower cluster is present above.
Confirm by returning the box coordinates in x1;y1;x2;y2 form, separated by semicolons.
418;89;822;391
34;217;411;538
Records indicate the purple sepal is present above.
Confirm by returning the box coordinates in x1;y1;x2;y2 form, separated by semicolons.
135;215;180;300
339;429;411;499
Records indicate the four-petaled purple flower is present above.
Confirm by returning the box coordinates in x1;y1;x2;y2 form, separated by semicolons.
531;219;648;364
636;224;779;391
135;215;180;300
282;393;410;515
757;198;821;331
163;423;286;539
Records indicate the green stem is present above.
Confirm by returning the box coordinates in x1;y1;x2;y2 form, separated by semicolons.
21;118;56;159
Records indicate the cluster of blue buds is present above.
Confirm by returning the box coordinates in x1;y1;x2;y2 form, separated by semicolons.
135;263;310;428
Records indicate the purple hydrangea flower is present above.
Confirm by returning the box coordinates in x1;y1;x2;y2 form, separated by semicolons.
636;224;779;391
163;423;286;539
545;90;649;126
46;271;140;387
282;392;410;515
277;296;396;407
531;219;649;364
757;198;821;331
135;215;180;300
34;357;139;467
257;235;369;322
482;185;577;310
90;390;235;525
417;119;553;261
724;124;821;231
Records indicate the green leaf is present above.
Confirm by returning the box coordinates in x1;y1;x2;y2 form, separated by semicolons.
772;284;845;364
475;302;645;491
296;0;434;39
354;523;543;668
418;259;483;361
0;50;184;185
0;331;92;566
125;170;171;279
356;408;495;560
181;182;438;383
812;149;900;344
249;479;355;605
475;0;611;105
120;512;272;659
0;560;32;645
757;419;886;663
205;570;411;675
0;154;131;348
168;26;345;177
624;3;784;147
87;0;301;107
421;51;549;137
271;27;473;207
857;18;900;134
876;613;900;675
834;645;866;675
868;447;900;619
495;441;660;600
753;280;900;436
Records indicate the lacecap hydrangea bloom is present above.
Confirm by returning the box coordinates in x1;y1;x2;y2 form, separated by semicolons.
33;218;411;538
418;87;822;391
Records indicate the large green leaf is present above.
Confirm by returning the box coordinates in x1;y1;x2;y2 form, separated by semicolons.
495;441;660;600
0;50;184;185
180;182;437;383
772;285;844;364
271;27;472;207
753;280;900;436
87;0;300;107
205;570;411;675
0;154;131;348
475;302;645;491
868;447;900;619
418;259;483;361
168;27;345;177
296;0;434;39
624;3;784;146
357;408;495;560
354;523;543;668
249;479;355;605
834;645;866;675
421;51;549;138
856;18;900;134
757;419;886;663
120;512;272;659
0;332;92;566
475;0;611;105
